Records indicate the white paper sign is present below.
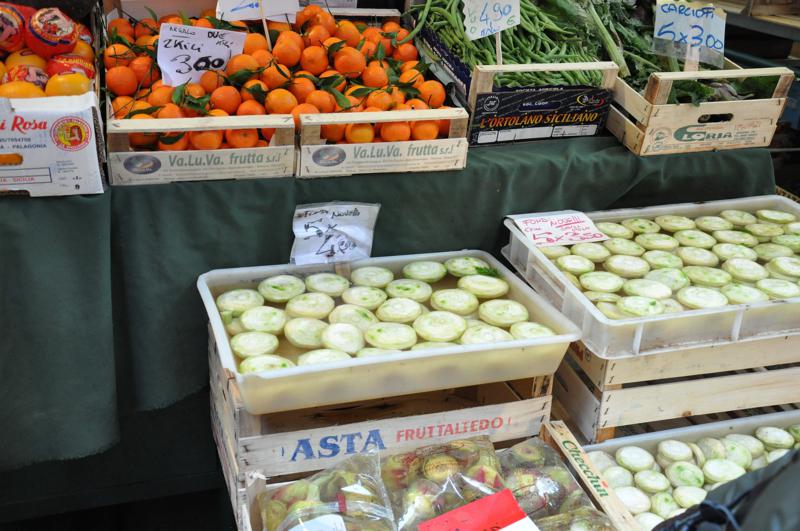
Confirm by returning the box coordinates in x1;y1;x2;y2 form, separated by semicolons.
509;210;607;247
157;23;246;85
462;0;520;40
216;0;299;22
653;0;726;67
289;514;347;531
291;202;381;265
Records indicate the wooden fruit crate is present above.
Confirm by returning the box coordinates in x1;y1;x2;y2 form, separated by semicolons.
731;0;799;16
232;421;638;531
607;64;795;155
210;337;554;531
296;108;469;177
555;338;800;444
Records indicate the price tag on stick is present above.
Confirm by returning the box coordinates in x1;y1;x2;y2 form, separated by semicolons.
216;0;299;22
653;0;726;68
157;23;246;86
462;0;520;40
508;210;608;247
290;202;381;265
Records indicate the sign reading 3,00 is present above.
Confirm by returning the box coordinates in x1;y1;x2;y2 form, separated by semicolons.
157;23;246;85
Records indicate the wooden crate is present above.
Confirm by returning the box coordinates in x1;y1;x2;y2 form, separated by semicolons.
555;337;800;444
296;108;469;177
731;0;800;16
777;185;800;204
210;338;554;530
607;64;795;155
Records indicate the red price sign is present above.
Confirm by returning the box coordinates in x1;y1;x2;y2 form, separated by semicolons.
419;489;539;531
510;211;607;247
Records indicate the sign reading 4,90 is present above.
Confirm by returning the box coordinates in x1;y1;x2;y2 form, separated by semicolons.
653;0;726;67
157;23;246;85
462;0;520;40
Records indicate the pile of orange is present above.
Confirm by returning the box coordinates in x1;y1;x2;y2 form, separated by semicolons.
106;5;450;150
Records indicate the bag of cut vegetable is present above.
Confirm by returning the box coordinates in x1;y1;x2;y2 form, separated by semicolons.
499;438;614;530
257;452;395;531
381;436;505;530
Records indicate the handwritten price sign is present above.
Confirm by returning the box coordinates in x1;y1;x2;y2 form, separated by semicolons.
157;23;246;85
290;202;381;265
509;210;607;247
215;0;300;22
462;0;520;40
653;0;726;67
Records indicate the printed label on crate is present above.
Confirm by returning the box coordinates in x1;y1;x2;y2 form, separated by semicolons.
469;87;611;145
462;0;520;40
290;202;381;265
508;210;607;247
0;93;103;197
653;0;726;67
158;23;246;85
298;139;468;177
109;145;294;184
244;398;547;476
642;119;774;155
420;490;539;531
216;0;300;22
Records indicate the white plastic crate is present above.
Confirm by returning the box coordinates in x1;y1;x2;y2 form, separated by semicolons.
198;250;580;415
504;195;800;358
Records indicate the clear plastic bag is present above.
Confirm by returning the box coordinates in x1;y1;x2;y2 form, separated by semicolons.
381;436;505;530
258;453;395;531
535;506;615;531
499;437;611;526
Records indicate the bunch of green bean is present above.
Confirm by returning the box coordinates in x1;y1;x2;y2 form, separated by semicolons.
410;0;604;87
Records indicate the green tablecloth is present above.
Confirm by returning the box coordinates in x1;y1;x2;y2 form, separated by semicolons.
0;137;775;519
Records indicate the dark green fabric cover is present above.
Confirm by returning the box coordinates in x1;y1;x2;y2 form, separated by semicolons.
0;137;775;517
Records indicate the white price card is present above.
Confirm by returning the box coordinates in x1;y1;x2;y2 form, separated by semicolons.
462;0;520;40
291;202;381;265
157;23;246;85
508;210;607;247
216;0;299;22
289;514;347;531
653;0;726;67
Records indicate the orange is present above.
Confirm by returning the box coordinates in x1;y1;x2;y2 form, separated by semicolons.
288;76;315;104
108;18;135;41
382;21;402;33
237;99;266;115
156;103;185;118
185;83;205;98
362;64;388;88
267;21;292;33
309;11;336;35
305;89;335;113
362;27;392;55
380;121;411;142
338;95;363;112
106;66;138;97
418;80;445;108
323;36;344;49
103;44;134;68
276;31;304;52
256;139;268;147
411;120;439;140
365;90;392;110
128;114;157;147
200;8;217;17
321;123;346;142
151;79;164;91
229;21;248;30
392;42;418;62
135;35;159;53
272;40;301;67
368;59;389;69
158;133;189;151
260;128;274;141
260;63;291;89
225;128;259;148
265;88;298;114
129;100;152;115
134;18;158;39
344;123;374;143
45;73;91;96
147;86;175;107
0;81;45;98
251;48;274;67
199;71;225;94
333;47;365;79
210;86;242;114
295;5;322;29
241;79;268;101
393;103;411;111
71;40;95;61
406;98;429;110
299;45;328;75
291;102;319;127
387;86;405;105
129;56;159;88
359;40;377;58
189;128;223;150
335;20;361;47
398;69;424;89
112;96;135;118
194;18;214;29
396;29;410;42
135;87;153;101
400;60;419;73
437;105;452;137
244;33;268;54
319;70;345;92
303;25;330;47
159;13;181;24
226;54;259;79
